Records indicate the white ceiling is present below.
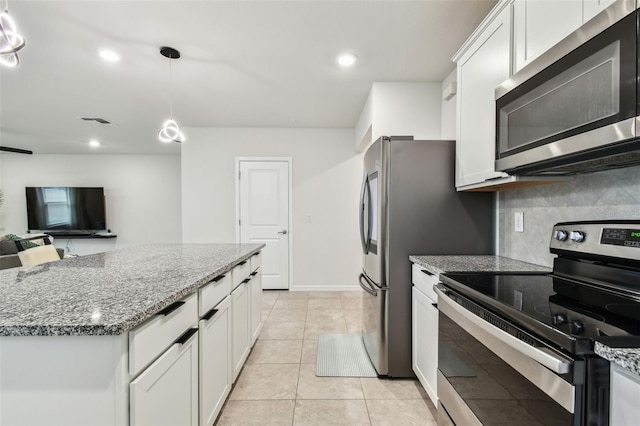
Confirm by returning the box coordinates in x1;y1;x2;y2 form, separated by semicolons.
0;0;496;155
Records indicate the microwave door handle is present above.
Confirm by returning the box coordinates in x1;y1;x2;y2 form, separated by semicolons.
434;286;572;375
359;173;369;254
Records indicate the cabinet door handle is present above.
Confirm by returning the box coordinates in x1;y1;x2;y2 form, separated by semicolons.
250;271;258;276
175;328;198;345
156;301;185;316
211;274;226;282
241;278;251;284
238;261;248;266
202;308;218;321
421;269;435;276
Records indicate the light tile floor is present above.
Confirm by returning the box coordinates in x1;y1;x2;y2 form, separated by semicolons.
217;290;438;425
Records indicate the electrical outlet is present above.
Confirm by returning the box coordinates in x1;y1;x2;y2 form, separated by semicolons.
514;212;524;232
305;214;312;223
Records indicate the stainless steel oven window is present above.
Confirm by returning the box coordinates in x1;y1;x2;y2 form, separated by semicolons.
498;41;620;153
436;287;576;425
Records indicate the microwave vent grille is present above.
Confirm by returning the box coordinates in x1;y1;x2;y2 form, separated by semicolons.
510;140;640;176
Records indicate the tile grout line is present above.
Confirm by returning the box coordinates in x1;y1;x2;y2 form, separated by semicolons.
290;298;308;425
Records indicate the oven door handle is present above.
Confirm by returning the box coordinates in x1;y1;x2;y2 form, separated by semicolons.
434;285;572;375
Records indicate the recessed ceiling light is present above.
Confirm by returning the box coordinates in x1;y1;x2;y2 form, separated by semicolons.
88;139;101;148
337;52;358;67
98;49;120;62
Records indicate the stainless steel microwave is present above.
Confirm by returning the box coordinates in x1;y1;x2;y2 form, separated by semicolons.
495;1;640;176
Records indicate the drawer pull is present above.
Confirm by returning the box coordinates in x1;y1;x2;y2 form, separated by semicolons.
241;278;251;284
250;271;258;276
175;328;198;345
421;269;435;276
238;261;248;266
202;308;218;322
156;301;185;316
211;274;226;283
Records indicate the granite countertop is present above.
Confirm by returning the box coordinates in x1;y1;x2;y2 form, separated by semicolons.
409;255;551;276
595;338;640;377
0;243;264;337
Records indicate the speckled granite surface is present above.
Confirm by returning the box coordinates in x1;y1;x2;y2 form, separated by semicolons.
0;243;263;336
595;342;640;377
409;255;551;276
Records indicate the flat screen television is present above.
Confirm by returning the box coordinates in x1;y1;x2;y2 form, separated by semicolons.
25;187;107;235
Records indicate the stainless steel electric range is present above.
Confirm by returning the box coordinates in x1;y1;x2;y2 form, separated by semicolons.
435;221;640;426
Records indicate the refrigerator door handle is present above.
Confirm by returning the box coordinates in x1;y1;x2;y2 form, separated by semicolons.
359;173;370;254
359;273;377;296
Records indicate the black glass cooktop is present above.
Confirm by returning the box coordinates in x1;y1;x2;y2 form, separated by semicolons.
440;272;640;353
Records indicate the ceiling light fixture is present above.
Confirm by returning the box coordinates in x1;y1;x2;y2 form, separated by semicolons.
0;0;25;68
88;139;101;148
99;49;120;62
337;52;358;68
158;46;185;144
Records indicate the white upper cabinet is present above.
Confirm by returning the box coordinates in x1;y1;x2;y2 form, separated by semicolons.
454;2;512;189
512;0;583;73
583;0;617;23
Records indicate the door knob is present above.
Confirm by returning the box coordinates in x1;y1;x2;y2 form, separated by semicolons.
278;230;288;235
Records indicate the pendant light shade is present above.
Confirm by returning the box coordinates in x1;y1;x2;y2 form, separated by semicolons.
158;46;185;144
0;1;25;68
159;119;185;143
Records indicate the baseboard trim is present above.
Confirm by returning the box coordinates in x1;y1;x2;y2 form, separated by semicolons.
289;285;361;292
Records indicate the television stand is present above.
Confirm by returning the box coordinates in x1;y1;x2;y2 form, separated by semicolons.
38;232;117;239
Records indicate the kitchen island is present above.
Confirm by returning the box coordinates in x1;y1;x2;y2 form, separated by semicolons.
0;243;264;426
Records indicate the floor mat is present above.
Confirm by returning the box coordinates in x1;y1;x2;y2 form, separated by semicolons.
316;333;378;377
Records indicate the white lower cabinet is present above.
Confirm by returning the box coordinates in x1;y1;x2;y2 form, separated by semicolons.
232;278;251;381
250;269;263;346
412;285;439;406
130;328;199;426
199;296;232;426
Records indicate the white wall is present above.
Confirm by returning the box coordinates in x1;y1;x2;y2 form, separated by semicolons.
354;82;442;151
354;91;373;153
0;154;182;255
440;69;457;140
181;128;362;291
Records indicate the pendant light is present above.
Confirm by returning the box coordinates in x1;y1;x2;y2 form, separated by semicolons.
158;46;185;144
0;0;25;68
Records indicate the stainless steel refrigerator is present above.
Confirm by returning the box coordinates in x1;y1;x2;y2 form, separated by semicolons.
358;136;494;378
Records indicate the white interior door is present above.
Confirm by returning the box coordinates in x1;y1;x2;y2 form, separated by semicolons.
238;160;290;290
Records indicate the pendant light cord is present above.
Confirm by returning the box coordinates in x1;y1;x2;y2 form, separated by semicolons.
169;55;174;118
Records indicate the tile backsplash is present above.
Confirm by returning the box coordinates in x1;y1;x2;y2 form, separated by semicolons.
498;165;640;267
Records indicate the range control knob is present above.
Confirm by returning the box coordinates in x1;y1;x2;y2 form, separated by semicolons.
554;230;568;241
569;231;586;243
569;320;585;335
552;313;568;325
